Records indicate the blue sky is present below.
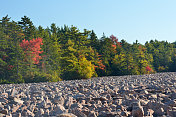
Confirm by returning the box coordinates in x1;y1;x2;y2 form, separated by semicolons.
1;0;176;44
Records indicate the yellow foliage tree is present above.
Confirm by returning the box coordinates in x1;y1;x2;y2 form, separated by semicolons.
77;56;95;79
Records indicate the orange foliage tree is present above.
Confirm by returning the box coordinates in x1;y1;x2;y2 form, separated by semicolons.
20;38;43;64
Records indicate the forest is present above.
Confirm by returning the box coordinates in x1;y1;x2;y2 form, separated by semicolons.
1;15;176;84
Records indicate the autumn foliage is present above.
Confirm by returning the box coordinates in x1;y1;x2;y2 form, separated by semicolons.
4;15;173;84
110;35;122;48
94;54;106;70
8;65;14;70
146;66;152;72
20;38;43;64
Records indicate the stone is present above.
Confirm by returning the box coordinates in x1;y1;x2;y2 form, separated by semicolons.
0;113;5;117
54;96;65;105
82;108;89;115
99;97;108;101
38;100;47;108
23;100;31;107
88;111;97;117
131;101;144;117
91;90;100;97
132;106;144;117
57;113;77;117
17;113;21;117
154;107;165;116
45;97;52;104
171;92;176;100
141;90;149;94
65;97;74;109
140;99;149;106
29;103;36;112
122;99;132;106
20;105;28;112
10;88;18;97
44;87;52;92
52;104;66;115
150;94;157;99
126;106;132;111
106;94;112;100
16;92;27;99
39;108;45;115
71;108;87;117
14;97;24;104
0;109;8;115
110;104;116;111
104;112;117;117
89;100;96;104
116;105;125;111
21;109;28;116
114;99;122;105
73;93;85;99
27;109;35;117
146;100;165;111
165;99;176;107
167;109;176;117
85;97;92;103
78;99;86;105
44;109;50;116
12;104;22;113
5;113;12;117
71;103;83;109
98;111;108;117
144;109;154;117
0;102;4;108
116;109;121;115
0;97;8;103
1;93;8;97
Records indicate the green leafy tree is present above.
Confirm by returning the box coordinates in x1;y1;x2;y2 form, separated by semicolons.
0;16;25;83
98;35;116;75
145;40;173;72
35;25;62;82
112;52;139;75
135;45;153;74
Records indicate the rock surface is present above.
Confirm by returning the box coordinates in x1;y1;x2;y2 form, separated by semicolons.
0;72;176;116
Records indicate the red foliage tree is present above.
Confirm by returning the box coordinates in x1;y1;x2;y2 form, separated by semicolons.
110;35;122;48
20;38;43;64
146;66;152;72
138;45;146;51
8;65;14;70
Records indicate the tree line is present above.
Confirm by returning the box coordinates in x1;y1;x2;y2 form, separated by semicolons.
1;15;176;84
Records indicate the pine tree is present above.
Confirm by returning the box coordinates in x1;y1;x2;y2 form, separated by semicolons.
0;16;25;83
18;16;35;40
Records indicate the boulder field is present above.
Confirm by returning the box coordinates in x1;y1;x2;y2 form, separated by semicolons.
0;72;176;117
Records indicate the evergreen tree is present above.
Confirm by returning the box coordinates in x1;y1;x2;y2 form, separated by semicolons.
134;45;153;74
1;15;176;84
89;30;100;50
0;16;25;83
18;16;35;40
